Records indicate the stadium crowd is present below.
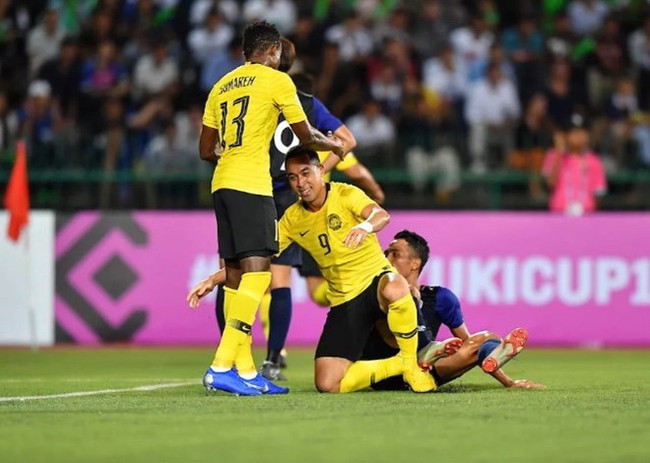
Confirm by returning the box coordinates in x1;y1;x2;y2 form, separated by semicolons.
1;0;650;208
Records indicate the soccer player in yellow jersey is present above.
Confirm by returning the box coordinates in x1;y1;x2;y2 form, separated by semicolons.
199;21;344;396
278;146;435;393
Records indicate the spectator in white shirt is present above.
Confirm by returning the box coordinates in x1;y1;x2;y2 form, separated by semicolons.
187;9;234;65
465;62;521;173
346;100;395;165
567;0;609;37
132;40;179;103
450;14;494;81
190;0;239;25
26;8;66;77
243;0;297;35
325;11;374;62
422;44;467;105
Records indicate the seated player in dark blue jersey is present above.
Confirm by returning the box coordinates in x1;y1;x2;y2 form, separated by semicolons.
362;230;544;390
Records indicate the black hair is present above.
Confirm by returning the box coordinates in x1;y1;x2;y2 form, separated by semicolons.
242;21;281;60
285;146;321;167
394;230;429;275
290;72;314;94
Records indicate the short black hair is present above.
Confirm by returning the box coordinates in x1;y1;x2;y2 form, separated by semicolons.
394;230;429;275
290;72;314;94
285;146;321;167
242;21;281;60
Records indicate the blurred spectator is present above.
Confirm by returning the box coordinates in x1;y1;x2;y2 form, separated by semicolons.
601;75;650;169
568;0;609;37
26;7;65;77
346;99;395;165
587;15;626;109
450;13;494;80
200;34;243;93
187;8;234;65
243;0;297;35
509;93;552;201
132;39;179;104
77;9;117;57
542;116;607;216
544;62;580;132
190;0;239;25
501;14;544;104
628;16;650;110
18;80;60;168
287;15;324;74
373;6;411;44
467;43;516;85
465;61;521;172
38;37;82;123
324;10;374;63
0;90;18;155
369;63;402;116
412;0;450;59
79;39;129;133
546;12;577;62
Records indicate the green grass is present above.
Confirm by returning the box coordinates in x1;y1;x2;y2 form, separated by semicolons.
1;348;650;463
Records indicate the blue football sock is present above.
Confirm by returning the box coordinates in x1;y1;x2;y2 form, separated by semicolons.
267;287;292;363
215;285;225;335
477;339;501;363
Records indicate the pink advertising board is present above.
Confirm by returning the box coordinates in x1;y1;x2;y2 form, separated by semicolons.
55;212;650;346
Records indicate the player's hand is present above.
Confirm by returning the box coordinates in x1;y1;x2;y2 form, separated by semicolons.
343;227;368;249
509;379;545;389
328;133;345;160
186;277;217;309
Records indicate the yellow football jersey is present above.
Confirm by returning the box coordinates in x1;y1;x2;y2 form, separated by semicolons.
278;182;392;306
203;62;306;196
318;151;359;182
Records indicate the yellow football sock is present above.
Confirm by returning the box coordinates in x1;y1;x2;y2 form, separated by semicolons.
387;293;419;365
311;280;329;307
211;271;271;371
222;286;257;376
339;356;402;393
259;291;271;341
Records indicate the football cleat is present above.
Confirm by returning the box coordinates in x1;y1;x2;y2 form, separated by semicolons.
242;373;289;395
203;368;262;396
403;365;436;393
417;337;463;370
260;361;287;381
481;327;529;373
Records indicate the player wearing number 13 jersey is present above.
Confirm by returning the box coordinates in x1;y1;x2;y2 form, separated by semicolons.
276;146;436;394
199;21;344;396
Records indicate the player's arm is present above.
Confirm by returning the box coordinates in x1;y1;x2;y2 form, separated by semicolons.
343;203;390;249
450;323;471;341
342;162;385;204
291;120;344;159
186;268;226;308
321;124;357;172
199;125;221;163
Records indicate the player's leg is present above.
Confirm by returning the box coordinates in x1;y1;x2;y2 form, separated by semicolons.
481;327;528;373
313;276;403;393
260;262;293;380
378;273;436;392
429;331;502;384
206;190;286;395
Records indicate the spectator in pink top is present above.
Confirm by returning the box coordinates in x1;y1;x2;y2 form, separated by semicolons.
543;116;607;216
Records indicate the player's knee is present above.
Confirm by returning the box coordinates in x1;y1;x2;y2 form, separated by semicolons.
314;376;341;393
470;331;500;344
381;276;410;304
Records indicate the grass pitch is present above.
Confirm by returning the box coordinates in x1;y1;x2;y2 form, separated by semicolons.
1;348;650;463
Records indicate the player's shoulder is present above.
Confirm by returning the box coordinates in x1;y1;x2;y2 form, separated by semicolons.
282;200;303;221
330;181;363;196
420;285;460;307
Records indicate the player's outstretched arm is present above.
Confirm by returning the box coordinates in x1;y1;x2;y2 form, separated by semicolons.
291;120;345;160
343;204;389;249
187;268;226;308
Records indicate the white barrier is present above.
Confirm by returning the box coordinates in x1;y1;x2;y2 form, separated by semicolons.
0;211;55;346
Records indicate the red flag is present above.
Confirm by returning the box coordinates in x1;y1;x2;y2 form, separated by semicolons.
4;140;30;242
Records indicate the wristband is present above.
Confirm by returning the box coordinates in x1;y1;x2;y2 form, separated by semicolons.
354;221;373;233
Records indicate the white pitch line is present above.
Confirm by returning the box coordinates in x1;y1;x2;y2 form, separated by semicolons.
0;381;197;403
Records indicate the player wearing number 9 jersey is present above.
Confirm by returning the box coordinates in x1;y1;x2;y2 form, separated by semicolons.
198;21;344;396
276;146;436;394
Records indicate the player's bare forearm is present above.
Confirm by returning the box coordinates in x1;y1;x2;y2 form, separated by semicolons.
321;153;340;173
363;206;390;232
334;125;356;154
343;205;389;248
199;125;221;163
